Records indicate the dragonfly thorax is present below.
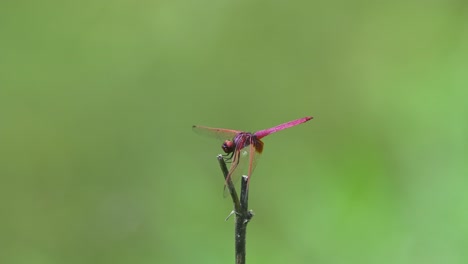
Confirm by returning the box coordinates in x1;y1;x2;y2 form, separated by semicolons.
222;132;262;154
222;132;252;154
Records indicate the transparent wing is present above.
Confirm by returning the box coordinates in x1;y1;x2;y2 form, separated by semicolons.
192;125;241;142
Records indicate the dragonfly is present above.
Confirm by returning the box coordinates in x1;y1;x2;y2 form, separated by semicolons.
193;116;313;194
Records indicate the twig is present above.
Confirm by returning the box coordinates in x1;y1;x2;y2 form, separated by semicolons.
217;155;241;213
217;155;254;264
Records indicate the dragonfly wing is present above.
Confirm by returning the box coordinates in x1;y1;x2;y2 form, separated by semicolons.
192;125;240;142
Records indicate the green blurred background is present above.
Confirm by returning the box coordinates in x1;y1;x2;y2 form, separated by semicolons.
1;1;467;263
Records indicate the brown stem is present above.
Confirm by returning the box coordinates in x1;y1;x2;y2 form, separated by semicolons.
217;155;253;264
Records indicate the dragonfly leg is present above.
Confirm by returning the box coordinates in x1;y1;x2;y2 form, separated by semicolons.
222;152;234;161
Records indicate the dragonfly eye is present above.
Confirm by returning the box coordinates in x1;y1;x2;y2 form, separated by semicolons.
222;140;235;153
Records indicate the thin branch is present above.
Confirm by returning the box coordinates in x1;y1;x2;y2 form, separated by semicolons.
240;176;250;213
217;155;241;213
216;155;254;264
235;175;254;264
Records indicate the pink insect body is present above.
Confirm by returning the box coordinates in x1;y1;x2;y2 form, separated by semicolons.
193;116;313;194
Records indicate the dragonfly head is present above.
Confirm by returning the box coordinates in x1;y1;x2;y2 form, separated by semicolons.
222;140;235;153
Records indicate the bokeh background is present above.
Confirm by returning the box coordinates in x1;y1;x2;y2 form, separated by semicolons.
1;1;467;263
